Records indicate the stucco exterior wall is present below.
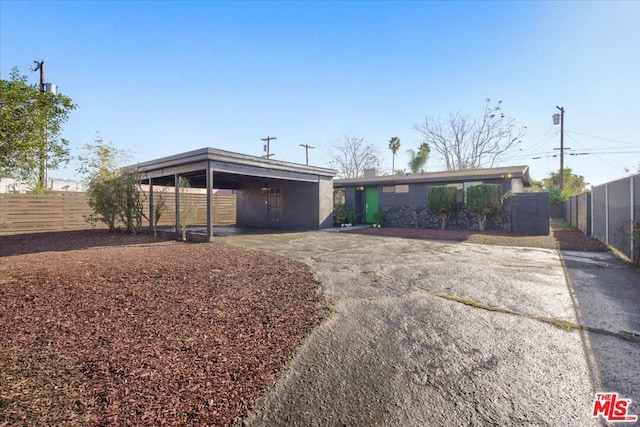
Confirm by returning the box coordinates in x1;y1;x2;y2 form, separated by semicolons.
237;177;331;230
318;176;334;229
236;183;268;228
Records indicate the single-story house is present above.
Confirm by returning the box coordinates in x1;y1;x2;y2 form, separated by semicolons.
333;165;549;235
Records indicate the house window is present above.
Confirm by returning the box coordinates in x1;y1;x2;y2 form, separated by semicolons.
446;183;464;203
463;181;482;191
395;185;409;193
463;181;483;202
382;186;395;193
334;188;345;206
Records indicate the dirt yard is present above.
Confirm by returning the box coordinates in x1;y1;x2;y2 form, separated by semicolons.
0;231;326;426
345;218;608;252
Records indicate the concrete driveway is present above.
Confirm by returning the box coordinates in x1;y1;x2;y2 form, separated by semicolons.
221;231;599;426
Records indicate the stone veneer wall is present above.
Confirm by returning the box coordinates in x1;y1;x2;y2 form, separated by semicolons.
381;203;511;231
379;192;549;235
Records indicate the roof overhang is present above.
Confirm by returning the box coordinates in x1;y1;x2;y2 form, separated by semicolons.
128;147;337;187
334;165;531;187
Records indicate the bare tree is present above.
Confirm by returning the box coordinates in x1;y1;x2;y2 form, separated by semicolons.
414;99;526;170
325;134;381;178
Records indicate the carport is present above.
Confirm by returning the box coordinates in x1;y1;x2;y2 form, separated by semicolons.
132;148;336;242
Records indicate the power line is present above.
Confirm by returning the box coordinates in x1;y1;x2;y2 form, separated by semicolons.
565;130;639;146
564;132;627;173
499;131;559;162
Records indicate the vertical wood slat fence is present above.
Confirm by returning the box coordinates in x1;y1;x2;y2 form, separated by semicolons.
0;192;236;236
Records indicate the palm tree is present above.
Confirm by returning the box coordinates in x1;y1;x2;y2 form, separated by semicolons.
407;142;430;174
388;137;401;172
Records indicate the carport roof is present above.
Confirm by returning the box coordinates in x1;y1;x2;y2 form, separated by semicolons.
130;147;336;188
334;165;531;187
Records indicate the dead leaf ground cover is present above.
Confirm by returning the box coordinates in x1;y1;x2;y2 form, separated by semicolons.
0;231;326;426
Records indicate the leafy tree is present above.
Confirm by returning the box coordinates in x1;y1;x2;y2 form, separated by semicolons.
388;136;401;172
78;137;146;233
526;179;545;192
427;186;458;230
466;184;506;231
547;187;568;204
414;99;526;170
325;134;381;178
542;168;588;197
407;142;431;174
0;67;76;184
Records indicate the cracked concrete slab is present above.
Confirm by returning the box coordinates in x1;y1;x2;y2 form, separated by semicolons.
220;232;600;426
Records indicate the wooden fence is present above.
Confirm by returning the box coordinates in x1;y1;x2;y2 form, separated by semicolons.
0;192;236;236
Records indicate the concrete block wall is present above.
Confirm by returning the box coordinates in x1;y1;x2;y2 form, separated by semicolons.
591;185;607;244
577;192;591;235
550;203;565;218
566;173;638;260
607;178;632;256
318;177;334;229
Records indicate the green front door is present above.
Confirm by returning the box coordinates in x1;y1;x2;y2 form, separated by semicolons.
365;187;379;223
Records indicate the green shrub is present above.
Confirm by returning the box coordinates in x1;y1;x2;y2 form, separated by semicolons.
548;188;565;204
333;205;356;226
466;184;505;231
86;172;146;233
427;186;458;230
80;138;146;233
373;211;386;226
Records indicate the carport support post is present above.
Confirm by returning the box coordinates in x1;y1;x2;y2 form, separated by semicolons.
148;178;154;232
175;174;180;233
206;160;213;242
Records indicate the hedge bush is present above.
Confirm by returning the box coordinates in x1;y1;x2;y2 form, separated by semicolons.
427;186;458;230
466;184;505;231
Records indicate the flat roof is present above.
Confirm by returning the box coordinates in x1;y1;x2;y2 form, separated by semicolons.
334;165;530;187
129;147;336;187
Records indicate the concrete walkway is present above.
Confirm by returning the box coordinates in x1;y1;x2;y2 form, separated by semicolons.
221;232;602;426
561;250;640;421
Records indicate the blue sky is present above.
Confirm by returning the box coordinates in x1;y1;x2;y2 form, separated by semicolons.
1;1;639;186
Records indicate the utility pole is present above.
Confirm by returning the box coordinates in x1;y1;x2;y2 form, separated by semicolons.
33;60;52;190
299;143;315;165
34;60;45;92
261;136;277;159
553;106;565;191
